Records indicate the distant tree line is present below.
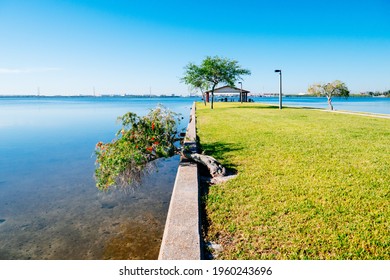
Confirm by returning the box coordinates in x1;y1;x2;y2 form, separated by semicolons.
363;90;390;97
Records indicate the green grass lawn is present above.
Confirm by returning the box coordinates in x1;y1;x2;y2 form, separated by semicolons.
196;102;390;260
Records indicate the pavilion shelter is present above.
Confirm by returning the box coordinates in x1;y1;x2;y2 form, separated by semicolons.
204;85;250;102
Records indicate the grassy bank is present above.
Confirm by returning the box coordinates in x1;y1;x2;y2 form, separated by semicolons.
196;102;389;260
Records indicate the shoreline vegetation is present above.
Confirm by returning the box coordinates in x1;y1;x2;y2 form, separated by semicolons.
197;102;389;259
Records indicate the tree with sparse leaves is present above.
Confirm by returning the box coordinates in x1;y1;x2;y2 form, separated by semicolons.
308;80;350;110
182;56;251;109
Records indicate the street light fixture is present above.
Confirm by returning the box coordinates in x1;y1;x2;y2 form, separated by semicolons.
238;81;243;103
274;69;282;109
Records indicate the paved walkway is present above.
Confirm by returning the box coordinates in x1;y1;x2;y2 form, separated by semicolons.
322;109;390;119
286;104;389;119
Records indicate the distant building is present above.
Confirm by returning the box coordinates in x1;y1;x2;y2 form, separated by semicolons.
261;93;279;97
204;85;250;102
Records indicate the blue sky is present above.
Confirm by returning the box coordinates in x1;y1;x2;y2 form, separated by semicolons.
0;0;389;95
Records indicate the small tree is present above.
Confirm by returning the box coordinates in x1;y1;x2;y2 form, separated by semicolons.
182;56;251;109
308;80;350;110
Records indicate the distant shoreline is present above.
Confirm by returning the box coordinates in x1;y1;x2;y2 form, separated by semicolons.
0;94;196;98
0;94;388;98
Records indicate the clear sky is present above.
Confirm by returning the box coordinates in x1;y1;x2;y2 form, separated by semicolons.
0;0;389;95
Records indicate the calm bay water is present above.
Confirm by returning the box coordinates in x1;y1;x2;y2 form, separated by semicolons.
0;95;388;260
0;96;198;260
253;96;390;114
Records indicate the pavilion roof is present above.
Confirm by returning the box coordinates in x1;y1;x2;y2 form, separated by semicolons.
204;85;250;94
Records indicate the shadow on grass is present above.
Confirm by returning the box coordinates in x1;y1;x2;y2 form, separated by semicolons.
221;104;280;110
225;104;320;111
196;138;240;259
197;137;241;172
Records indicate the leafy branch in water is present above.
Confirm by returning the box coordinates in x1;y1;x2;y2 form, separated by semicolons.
94;105;181;191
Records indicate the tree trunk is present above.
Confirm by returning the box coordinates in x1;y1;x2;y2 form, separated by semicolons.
201;91;207;106
327;96;334;110
183;152;226;177
210;84;216;109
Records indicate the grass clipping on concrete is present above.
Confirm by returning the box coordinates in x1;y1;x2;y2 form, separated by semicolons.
196;102;389;260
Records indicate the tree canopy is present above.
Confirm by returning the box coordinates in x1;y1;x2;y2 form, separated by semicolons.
181;56;251;109
308;80;350;110
181;63;211;106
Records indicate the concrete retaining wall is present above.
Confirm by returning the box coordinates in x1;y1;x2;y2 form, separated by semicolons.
158;102;201;260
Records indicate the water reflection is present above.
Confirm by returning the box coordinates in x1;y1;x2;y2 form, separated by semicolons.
0;97;197;259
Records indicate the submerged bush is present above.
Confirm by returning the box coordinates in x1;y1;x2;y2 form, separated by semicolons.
95;105;181;191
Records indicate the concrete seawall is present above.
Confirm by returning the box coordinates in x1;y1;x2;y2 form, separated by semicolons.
158;102;201;260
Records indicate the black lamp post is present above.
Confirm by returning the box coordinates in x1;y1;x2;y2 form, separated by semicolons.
238;81;243;103
274;70;282;109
